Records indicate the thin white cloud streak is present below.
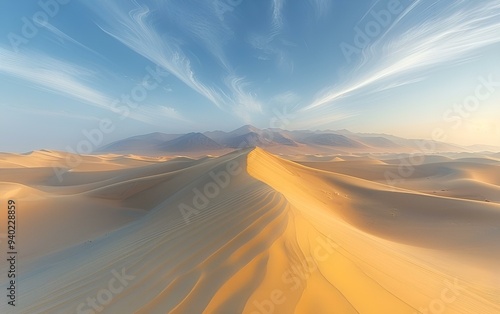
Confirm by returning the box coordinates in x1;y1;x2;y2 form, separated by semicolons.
0;47;112;110
248;34;294;74
90;2;225;109
224;75;263;122
304;1;500;111
376;0;425;44
289;109;357;130
357;0;382;25
308;0;331;19
38;22;104;57
356;0;424;69
266;93;353;131
272;0;330;32
157;106;187;122
0;47;185;126
160;0;233;71
135;105;190;124
272;0;286;30
271;91;300;106
248;0;297;73
372;77;427;93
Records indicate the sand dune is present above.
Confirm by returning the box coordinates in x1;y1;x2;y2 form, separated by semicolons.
1;148;499;313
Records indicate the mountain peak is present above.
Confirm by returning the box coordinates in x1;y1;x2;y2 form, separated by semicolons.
229;125;261;135
160;133;223;152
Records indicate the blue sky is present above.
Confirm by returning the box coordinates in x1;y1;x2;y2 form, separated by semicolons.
1;0;500;152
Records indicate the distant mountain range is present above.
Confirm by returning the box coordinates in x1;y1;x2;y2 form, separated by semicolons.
97;125;499;154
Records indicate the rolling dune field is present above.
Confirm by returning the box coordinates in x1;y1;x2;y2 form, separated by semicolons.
0;148;499;313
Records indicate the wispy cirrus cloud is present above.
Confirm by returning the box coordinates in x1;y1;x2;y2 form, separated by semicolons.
303;0;500;111
272;0;286;31
357;0;382;24
224;75;263;122
0;46;112;110
89;1;226;109
37;21;104;58
247;0;295;72
135;105;190;124
290;105;358;130
161;1;234;71
307;0;332;19
0;47;187;125
247;33;295;74
88;0;270;125
271;91;300;106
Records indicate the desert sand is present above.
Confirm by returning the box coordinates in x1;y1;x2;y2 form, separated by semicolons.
1;148;499;313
